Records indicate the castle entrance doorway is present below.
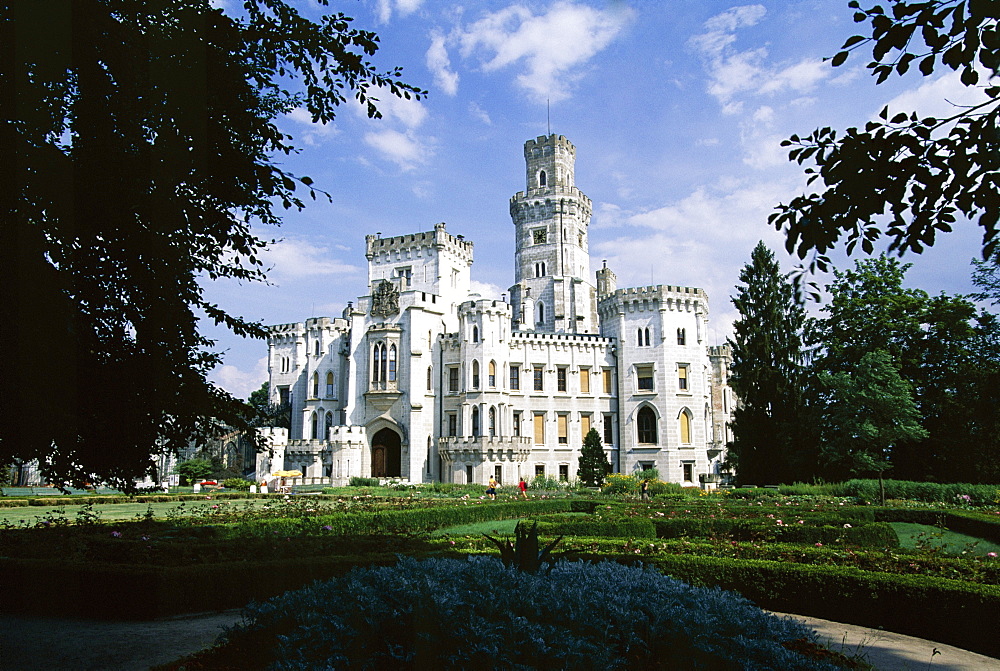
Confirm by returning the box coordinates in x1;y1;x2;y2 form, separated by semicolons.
371;428;401;478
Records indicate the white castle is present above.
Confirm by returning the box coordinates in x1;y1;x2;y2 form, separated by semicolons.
260;134;733;487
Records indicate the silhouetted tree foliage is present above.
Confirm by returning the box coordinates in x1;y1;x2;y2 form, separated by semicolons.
0;1;422;488
248;382;291;429
771;0;1000;272
727;242;809;484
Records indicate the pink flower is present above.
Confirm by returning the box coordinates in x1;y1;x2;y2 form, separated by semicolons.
815;542;823;547
449;540;456;545
988;552;998;558
111;531;121;538
798;520;804;524
321;525;333;531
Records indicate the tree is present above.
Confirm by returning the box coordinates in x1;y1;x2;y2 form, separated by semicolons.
0;1;422;488
248;382;291;429
816;350;928;501
727;242;809;484
577;428;611;487
770;0;1000;271
809;255;1000;482
175;458;214;486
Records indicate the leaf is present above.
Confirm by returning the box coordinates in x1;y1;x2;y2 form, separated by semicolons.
842;34;867;48
919;54;936;75
831;50;850;67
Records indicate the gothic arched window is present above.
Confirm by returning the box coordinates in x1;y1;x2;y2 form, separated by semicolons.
326;371;334;397
679;409;693;444
472;325;479;342
488;361;496;388
388;344;397;382
314;339;320;356
637;329;643;347
637;406;657;445
472;406;480;437
472;360;480;389
677;328;686;345
644;327;651;346
489;406;497;436
536;302;545;325
539;170;547;186
310;411;318;439
312;372;319;398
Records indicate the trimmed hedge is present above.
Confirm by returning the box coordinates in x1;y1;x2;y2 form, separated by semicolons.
631;554;1000;659
0;499;29;508
844;479;1000;506
226;499;583;538
534;515;656;539
650;517;898;548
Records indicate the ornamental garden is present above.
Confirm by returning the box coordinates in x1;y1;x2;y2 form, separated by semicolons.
2;476;999;669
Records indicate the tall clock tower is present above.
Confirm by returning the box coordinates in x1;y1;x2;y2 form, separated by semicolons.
508;134;598;333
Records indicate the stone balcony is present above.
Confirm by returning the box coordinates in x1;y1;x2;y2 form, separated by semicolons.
438;436;533;463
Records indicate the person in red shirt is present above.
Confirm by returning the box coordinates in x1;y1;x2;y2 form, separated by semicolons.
518;477;528;499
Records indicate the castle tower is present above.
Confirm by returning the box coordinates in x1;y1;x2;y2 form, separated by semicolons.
508;135;597;334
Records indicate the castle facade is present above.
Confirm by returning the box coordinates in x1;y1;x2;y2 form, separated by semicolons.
261;135;732;486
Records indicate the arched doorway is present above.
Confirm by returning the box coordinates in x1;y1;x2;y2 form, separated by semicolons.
371;427;402;478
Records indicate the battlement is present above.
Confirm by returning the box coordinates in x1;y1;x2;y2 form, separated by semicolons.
329;425;366;441
366;222;473;264
524;134;576;157
708;344;733;358
510;188;592;215
459;298;512;317
511;331;612;347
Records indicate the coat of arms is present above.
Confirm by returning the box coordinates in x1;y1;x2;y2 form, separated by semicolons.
370;279;400;318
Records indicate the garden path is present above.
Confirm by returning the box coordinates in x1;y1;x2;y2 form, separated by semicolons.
0;609;997;670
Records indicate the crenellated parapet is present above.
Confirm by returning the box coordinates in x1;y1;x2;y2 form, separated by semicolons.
365;222;474;266
598;285;709;319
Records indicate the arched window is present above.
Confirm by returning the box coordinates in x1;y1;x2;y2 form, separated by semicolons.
677;328;686;345
536;302;545;324
472;360;480;389
539;170;547;186
312;372;319;397
314;339;320;356
427;365;433;391
472;406;480;437
637;406;657;445
488;361;496;387
310;411;318;439
325;411;333;438
472;325;479;342
541;262;546;276
637;329;643;347
427;437;432;475
388;344;397;382
679;409;692;444
489;406;497;436
326;371;334;397
644;328;651;346
372;343;380;383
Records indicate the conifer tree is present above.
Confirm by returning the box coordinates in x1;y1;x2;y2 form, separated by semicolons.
577;428;611;487
727;242;808;484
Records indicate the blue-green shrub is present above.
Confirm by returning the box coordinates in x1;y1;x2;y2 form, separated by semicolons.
224;557;844;670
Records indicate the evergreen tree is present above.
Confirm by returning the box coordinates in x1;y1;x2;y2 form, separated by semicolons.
727;242;808;485
1;1;422;488
577;428;611;487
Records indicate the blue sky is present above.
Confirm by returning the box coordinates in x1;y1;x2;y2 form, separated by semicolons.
204;0;989;399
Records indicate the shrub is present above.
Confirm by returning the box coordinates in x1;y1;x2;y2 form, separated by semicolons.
222;557;842;670
348;476;380;487
601;473;638;496
175;459;213;486
222;478;253;491
844;479;1000;506
534;515;657;539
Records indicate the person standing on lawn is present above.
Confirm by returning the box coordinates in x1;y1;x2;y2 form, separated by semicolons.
487;476;498;500
518;477;528;499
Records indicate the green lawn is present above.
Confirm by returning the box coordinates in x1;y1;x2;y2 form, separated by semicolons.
890;522;1000;556
430;518;522;537
0;499;261;525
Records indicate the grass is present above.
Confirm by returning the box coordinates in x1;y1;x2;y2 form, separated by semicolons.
0;499;261;525
429;518;523;537
890;522;1000;556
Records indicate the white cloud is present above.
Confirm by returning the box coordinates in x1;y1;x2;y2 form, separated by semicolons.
364;129;429;170
469;101;492;125
262;238;360;279
375;0;422;23
470;280;503;299
356;86;429;129
457;2;633;103
284;107;338;146
426;32;459;96
883;69;991;120
212;356;268;401
690;5;829;107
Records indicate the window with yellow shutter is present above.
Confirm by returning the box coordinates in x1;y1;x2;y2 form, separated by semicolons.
581;414;591;439
533;413;545;444
580;368;590;393
558;414;568;444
